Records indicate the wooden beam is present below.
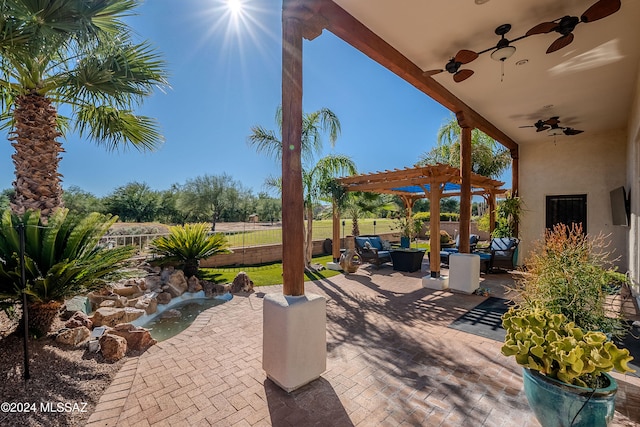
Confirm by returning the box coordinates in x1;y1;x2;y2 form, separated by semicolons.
309;0;518;152
458;117;472;254
281;6;305;296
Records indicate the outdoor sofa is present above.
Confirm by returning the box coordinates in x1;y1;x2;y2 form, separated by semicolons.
354;235;392;268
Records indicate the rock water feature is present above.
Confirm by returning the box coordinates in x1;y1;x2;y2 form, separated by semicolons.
56;265;253;361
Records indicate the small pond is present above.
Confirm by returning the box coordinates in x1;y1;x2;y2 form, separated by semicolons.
133;292;232;342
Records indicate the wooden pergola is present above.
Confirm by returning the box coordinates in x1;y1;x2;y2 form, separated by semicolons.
332;164;506;278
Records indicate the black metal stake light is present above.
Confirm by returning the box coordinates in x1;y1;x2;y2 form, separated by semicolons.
18;223;30;381
341;220;345;247
373;220;377;235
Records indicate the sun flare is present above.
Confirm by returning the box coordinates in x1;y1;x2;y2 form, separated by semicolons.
227;0;243;15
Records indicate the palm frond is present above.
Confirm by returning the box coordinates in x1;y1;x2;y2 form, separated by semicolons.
75;105;163;151
247;125;282;160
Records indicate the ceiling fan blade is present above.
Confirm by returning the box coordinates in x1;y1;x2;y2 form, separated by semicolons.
519;125;535;128
423;69;444;77
536;125;550;132
544;116;560;126
454;49;479;64
563;128;584;135
526;22;558;36
581;0;621;23
546;33;574;53
453;69;474;83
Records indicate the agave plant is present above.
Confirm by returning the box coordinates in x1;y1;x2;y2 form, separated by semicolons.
151;223;231;277
0;209;135;336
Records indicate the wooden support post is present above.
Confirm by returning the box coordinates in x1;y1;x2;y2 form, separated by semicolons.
428;184;441;278
332;199;341;262
281;11;305;296
511;148;519;197
511;148;520;237
459;125;472;253
488;193;496;236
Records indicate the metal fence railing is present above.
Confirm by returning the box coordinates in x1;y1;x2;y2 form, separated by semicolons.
98;220;401;253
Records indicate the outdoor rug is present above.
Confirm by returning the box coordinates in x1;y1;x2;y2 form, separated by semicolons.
448;297;511;342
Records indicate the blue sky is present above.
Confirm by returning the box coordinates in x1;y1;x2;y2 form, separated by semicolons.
0;0;507;198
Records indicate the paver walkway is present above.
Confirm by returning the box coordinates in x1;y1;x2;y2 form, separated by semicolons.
87;266;640;426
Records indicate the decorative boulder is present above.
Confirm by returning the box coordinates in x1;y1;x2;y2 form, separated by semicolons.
65;311;93;329
202;281;230;298
187;276;203;293
110;324;157;352
100;334;127;362
63;296;91;318
230;272;254;293
91;307;146;327
99;300;117;308
144;275;163;292
156;292;172;305
135;294;158;315
56;326;91;346
111;283;142;297
87;291;121;311
165;269;188;297
160;309;182;319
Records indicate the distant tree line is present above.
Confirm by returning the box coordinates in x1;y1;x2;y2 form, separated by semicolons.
0;173;282;227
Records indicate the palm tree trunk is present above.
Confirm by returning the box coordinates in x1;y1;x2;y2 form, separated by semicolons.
25;301;62;337
304;205;313;266
10;94;64;218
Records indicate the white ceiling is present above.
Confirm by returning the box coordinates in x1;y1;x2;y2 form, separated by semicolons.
332;0;640;145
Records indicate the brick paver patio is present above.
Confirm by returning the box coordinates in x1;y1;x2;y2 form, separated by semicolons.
87;265;640;426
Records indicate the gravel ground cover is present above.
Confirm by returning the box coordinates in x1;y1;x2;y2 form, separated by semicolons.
0;311;126;427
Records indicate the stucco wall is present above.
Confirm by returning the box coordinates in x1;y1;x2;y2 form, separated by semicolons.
519;129;628;270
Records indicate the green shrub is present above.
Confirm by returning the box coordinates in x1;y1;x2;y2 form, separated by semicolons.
151;223;231;277
511;223;628;339
0;209;135;336
413;212;430;222
502;307;634;387
440;212;459;222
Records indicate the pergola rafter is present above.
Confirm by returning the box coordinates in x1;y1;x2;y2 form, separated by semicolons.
333;164;506;278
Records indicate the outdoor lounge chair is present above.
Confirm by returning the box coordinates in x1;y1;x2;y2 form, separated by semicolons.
439;234;480;265
486;237;519;271
354;235;392;268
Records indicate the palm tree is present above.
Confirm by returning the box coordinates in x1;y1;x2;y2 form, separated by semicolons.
248;107;356;266
417;114;511;179
0;0;168;217
343;192;382;236
303;154;356;264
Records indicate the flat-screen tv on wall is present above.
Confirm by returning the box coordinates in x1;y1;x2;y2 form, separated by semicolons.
610;186;629;226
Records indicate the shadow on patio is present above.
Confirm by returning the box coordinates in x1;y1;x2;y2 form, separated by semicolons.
88;266;640;426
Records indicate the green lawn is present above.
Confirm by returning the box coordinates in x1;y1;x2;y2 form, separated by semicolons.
200;255;342;287
223;218;398;247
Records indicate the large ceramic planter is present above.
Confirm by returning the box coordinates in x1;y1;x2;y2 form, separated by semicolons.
522;368;617;427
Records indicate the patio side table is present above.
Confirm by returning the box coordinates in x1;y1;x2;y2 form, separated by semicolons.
390;248;426;272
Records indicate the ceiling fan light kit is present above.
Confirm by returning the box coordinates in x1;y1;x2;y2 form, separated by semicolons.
426;0;621;83
490;45;516;62
520;116;585;139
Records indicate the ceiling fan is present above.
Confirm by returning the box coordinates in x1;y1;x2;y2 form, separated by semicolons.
526;0;621;54
425;24;525;83
520;117;584;136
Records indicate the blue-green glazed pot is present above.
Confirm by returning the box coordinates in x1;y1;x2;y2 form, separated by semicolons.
522;368;617;427
400;237;410;248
